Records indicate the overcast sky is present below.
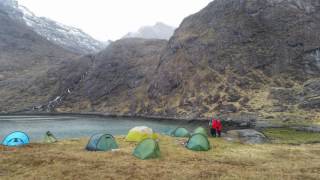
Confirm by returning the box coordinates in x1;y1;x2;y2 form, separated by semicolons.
17;0;212;41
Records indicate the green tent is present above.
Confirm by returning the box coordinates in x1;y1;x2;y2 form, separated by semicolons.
193;127;208;137
171;127;190;137
43;131;58;143
186;133;211;151
86;134;119;151
133;138;160;160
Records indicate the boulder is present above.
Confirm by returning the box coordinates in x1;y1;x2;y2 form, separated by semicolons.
299;79;320;109
216;104;238;113
293;126;320;133
303;79;320;97
269;87;300;105
299;97;320;109
227;89;241;102
0;74;4;81
239;96;250;106
225;129;268;144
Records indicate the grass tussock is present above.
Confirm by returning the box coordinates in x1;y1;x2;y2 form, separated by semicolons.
1;135;320;180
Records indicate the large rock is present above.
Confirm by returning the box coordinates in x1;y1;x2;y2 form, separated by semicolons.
302;79;320;97
0;74;4;81
269;87;300;105
299;97;320;109
225;129;268;144
293;126;320;133
299;79;320;109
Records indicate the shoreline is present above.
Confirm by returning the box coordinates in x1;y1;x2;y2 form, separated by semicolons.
1;112;320;132
0;112;209;123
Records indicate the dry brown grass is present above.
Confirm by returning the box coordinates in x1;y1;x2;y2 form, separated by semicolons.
1;136;320;180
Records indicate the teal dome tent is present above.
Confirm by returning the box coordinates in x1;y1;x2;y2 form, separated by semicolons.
2;131;30;147
43;131;58;143
193;127;208;137
171;127;190;137
186;133;211;151
133;138;160;160
86;134;118;151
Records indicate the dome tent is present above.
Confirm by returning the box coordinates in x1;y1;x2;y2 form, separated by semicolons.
133;138;160;160
43;131;58;143
186;133;211;151
171;127;190;137
126;126;158;142
86;134;119;151
193;127;208;137
2;131;30;147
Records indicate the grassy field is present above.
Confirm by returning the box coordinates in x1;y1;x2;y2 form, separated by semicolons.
1;131;320;180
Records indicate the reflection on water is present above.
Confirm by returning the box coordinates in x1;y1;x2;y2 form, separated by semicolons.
0;115;205;141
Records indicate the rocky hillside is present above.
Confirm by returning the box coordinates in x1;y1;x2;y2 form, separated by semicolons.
123;22;175;40
51;0;320;123
0;0;106;54
0;7;77;112
2;0;320;124
147;0;320;119
45;38;167;113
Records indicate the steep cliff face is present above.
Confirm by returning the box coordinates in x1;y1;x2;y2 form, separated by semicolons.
0;8;77;112
152;0;320;93
51;39;167;113
145;0;320;118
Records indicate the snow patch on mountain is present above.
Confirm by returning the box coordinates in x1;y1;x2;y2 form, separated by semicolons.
0;0;107;54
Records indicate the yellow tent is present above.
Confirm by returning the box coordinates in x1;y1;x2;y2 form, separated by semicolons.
126;126;158;142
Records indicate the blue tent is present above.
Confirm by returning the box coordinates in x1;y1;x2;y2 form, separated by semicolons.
2;131;30;147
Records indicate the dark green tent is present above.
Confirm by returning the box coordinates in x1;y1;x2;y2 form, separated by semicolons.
133;138;160;160
186;133;211;151
86;134;119;151
171;127;190;137
43;131;58;143
193;127;208;137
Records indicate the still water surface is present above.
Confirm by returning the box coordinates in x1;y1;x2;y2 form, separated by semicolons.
0;115;204;141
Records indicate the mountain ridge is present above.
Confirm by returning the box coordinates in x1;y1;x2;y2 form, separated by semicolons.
0;6;77;112
0;0;106;54
123;22;175;40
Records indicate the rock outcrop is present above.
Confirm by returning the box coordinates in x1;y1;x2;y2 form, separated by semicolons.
52;38;167;113
146;0;320;118
225;129;269;144
299;79;320;109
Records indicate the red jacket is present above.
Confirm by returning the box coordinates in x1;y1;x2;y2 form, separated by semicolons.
212;119;222;131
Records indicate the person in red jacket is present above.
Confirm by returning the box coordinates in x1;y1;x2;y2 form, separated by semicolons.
209;115;222;137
